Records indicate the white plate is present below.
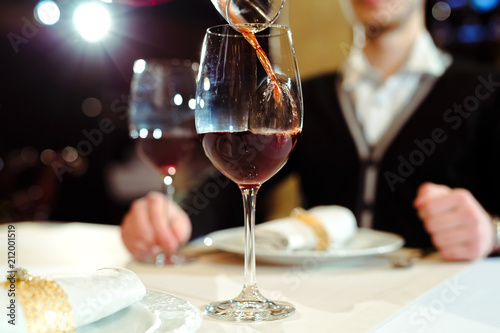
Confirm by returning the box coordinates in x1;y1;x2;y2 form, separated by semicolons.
206;227;404;265
78;290;202;333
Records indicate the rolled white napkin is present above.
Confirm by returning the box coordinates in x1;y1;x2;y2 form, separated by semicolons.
0;267;146;333
255;206;357;251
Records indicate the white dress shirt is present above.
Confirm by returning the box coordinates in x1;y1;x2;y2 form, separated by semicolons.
336;31;452;228
341;31;452;145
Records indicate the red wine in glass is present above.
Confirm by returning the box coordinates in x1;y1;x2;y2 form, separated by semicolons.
136;132;198;177
200;129;300;187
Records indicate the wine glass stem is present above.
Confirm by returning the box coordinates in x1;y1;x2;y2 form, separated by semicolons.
163;175;175;212
240;186;259;295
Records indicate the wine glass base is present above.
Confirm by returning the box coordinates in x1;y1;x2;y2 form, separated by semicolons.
205;299;295;322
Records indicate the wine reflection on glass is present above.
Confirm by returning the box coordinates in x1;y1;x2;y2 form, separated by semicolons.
196;24;303;321
128;58;199;265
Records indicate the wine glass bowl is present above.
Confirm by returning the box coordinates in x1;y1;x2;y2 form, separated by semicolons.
200;130;299;187
128;58;199;265
196;24;302;321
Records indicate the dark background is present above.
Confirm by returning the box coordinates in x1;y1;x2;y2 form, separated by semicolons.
425;0;500;64
0;0;224;224
0;0;499;225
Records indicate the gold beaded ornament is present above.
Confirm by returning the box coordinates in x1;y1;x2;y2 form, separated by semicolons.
291;207;330;251
2;268;76;333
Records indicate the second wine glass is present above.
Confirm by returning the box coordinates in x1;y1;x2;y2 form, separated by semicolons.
196;24;303;321
128;58;199;265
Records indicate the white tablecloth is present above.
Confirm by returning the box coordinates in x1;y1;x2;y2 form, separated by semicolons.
1;222;493;332
369;258;500;333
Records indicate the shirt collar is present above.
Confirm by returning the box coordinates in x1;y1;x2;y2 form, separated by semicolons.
341;30;452;91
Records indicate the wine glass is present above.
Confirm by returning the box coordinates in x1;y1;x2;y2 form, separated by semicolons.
195;24;303;321
128;58;199;265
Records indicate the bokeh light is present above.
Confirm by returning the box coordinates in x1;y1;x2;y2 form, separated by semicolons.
432;2;452;21
133;59;146;74
164;175;173;185
191;62;199;72
139;128;148;138
457;23;486;43
153;128;162;139
188;98;196;110
173;94;183;106
34;0;61;26
62;147;79;163
40;149;56;165
74;2;111;42
471;0;500;12
81;97;102;117
130;129;139;139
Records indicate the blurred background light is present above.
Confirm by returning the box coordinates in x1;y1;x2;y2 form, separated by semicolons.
173;93;183;106
153;128;162;139
432;2;452;21
62;147;79;163
73;2;111;42
203;77;210;91
133;59;147;74
130;129;139;139
34;0;61;26
445;0;468;9
471;0;500;12
139;128;148;138
457;23;486;42
40;149;56;165
81;97;103;117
